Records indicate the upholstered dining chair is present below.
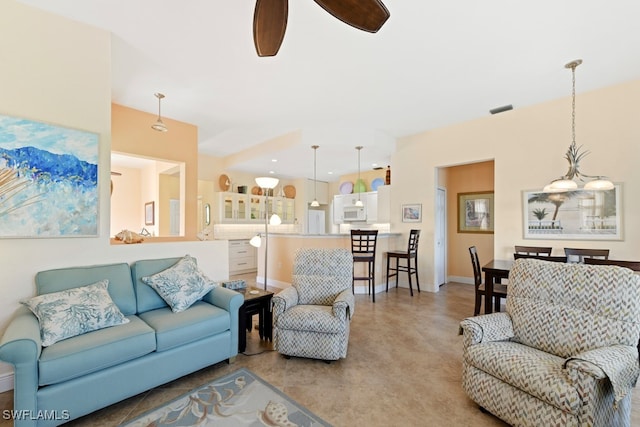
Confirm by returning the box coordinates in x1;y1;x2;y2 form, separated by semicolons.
514;253;568;263
351;229;378;302
584;258;640;271
564;247;610;263
514;245;552;256
469;246;507;316
271;248;354;361
386;229;420;296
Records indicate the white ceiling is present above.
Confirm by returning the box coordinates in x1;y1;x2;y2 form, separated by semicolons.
17;0;640;181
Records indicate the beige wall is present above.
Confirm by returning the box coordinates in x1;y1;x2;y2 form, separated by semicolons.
443;161;495;279
0;1;229;382
111;103;198;240
393;79;640;291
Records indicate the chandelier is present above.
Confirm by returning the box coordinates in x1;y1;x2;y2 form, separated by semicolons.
151;93;168;132
543;60;613;192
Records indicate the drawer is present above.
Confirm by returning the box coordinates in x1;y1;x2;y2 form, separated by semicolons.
230;245;253;258
230;256;256;273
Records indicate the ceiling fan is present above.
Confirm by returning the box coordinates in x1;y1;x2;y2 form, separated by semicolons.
253;0;390;57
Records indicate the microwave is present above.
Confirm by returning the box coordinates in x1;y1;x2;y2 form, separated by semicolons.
343;206;366;221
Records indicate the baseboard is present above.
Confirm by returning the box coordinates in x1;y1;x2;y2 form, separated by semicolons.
448;276;474;285
255;276;289;290
0;371;14;393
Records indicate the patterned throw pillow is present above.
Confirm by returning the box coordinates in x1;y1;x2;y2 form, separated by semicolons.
21;280;130;347
292;275;343;306
141;255;216;313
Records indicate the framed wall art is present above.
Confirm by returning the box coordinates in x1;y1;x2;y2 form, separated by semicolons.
402;204;422;223
145;201;155;226
458;191;494;233
0;114;99;238
523;185;622;240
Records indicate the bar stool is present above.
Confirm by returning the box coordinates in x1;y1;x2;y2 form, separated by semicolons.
351;230;378;302
386;229;420;296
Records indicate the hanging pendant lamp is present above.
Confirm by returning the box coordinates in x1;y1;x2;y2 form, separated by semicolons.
310;145;320;207
151;93;168;132
544;60;613;192
355;146;364;207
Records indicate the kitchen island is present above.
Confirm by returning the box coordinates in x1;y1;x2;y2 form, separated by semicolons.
258;232;402;296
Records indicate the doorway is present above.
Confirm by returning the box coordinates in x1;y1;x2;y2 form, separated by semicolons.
438;160;495;284
435;187;447;287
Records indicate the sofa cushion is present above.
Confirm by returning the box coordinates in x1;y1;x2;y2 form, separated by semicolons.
38;315;156;386
141;255;216;313
21;280;130;347
138;301;230;352
465;341;581;414
507;259;640;358
276;305;346;334
35;262;137;315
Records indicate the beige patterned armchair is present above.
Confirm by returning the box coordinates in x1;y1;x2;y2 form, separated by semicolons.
272;248;354;361
460;258;640;426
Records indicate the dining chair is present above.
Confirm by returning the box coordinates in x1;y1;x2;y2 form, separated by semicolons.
469;246;507;316
564;248;609;263
514;245;552;256
513;253;567;263
386;229;420;296
584;258;640;271
351;229;379;302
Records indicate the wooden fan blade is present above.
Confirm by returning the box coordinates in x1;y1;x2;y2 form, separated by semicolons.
312;0;390;33
254;0;288;57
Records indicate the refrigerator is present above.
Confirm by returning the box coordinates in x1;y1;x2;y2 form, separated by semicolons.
307;210;326;234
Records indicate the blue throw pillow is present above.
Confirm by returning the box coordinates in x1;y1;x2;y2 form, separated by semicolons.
21;279;130;347
141;255;217;313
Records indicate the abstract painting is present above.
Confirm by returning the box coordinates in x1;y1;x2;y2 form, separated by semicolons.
0;114;99;237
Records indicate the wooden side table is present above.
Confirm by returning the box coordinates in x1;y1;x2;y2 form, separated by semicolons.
238;287;273;353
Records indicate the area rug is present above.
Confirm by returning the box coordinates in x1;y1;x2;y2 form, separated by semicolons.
120;368;332;427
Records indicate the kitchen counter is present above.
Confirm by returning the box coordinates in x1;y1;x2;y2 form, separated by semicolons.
258;232;403;295
269;232;400;238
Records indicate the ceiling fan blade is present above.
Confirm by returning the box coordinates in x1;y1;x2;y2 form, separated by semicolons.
312;0;390;33
253;0;288;57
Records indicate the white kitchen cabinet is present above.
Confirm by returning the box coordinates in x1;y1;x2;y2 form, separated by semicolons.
229;240;257;274
249;195;265;221
217;192;250;223
273;196;295;223
332;194;344;224
332;190;390;224
376;185;391;223
366;192;378;223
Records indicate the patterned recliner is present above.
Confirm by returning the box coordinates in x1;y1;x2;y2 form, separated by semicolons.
460;258;640;426
272;248;354;361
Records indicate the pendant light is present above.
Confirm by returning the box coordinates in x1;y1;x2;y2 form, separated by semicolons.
151;93;168;132
355;146;364;207
310;145;320;207
544;60;613;192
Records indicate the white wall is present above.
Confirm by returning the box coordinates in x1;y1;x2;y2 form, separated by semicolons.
392;79;640;291
0;1;228;383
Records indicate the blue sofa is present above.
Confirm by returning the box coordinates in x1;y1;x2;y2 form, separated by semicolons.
0;257;244;426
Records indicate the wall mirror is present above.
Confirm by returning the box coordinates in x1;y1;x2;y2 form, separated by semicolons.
110;152;185;237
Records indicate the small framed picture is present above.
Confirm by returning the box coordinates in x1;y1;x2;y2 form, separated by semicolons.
402;204;422;223
145;201;155;226
457;192;494;233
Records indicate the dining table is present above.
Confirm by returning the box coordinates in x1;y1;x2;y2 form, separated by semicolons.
481;259;514;314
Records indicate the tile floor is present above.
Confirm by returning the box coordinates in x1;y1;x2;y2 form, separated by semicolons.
1;277;640;426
